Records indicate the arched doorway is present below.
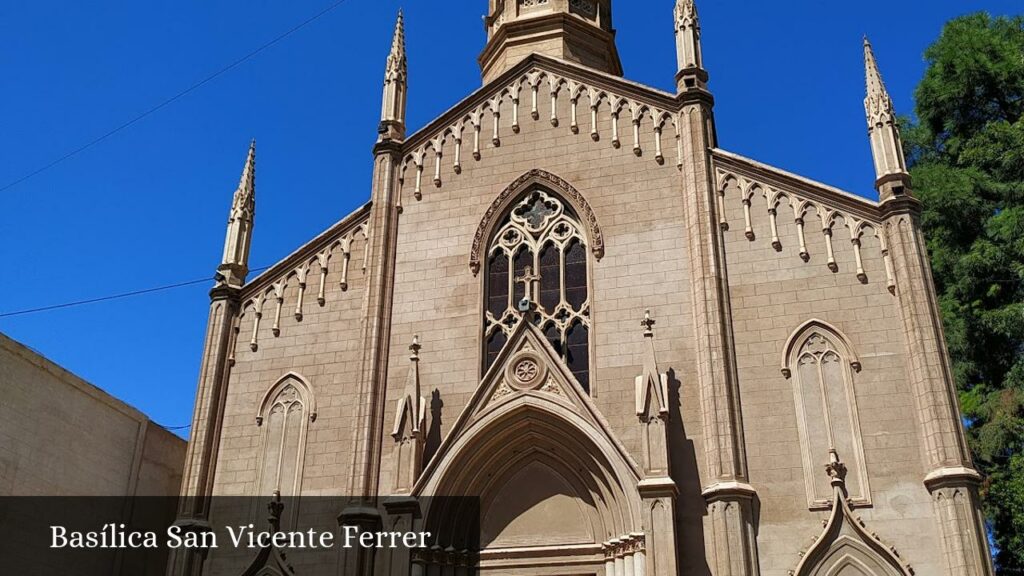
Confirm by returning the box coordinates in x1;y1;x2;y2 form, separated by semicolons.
417;393;644;574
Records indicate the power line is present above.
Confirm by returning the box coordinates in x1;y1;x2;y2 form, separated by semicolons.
0;266;270;319
0;0;355;194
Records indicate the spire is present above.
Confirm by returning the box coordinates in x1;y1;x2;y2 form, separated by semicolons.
379;10;407;142
863;37;911;201
480;0;621;84
217;140;256;289
864;37;896;128
674;0;707;93
236;139;256;204
390;9;406;63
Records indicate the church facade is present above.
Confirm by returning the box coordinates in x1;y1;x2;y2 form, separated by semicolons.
169;2;996;575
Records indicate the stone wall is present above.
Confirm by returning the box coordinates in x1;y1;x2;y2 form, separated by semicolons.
0;331;185;497
379;75;707;556
712;157;945;575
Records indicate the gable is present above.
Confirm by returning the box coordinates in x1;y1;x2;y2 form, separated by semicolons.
395;54;687;210
413;314;641;496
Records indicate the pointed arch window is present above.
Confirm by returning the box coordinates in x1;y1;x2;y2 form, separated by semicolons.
783;321;870;509
484;189;591;390
255;373;316;497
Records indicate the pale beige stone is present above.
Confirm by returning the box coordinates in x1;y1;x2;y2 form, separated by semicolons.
170;5;994;576
0;332;185;497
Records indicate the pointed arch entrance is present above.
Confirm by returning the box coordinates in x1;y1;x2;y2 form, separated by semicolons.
414;320;646;574
420;399;643;573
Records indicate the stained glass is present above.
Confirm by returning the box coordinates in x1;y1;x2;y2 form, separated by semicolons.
483;188;591;388
488;251;509;319
566;321;590;391
513;247;533;304
487;331;507;370
518;193;558;229
565;239;587;311
539;243;560;313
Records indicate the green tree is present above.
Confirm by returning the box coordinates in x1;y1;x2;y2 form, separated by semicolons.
905;12;1024;573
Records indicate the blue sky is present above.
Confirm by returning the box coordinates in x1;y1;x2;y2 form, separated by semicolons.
1;0;1019;438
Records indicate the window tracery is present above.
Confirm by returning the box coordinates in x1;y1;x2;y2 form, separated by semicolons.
484;190;591;390
518;0;550;10
569;0;598;19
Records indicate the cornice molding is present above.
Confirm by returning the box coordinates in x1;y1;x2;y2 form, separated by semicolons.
879;194;923;218
711;148;883;223
240;202;372;300
923;466;983;491
401;53;679;154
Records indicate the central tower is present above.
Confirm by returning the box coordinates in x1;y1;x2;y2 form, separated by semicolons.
480;0;623;84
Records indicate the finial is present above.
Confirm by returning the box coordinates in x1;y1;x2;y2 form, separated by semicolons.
676;0;698;23
825;449;848;486
641;309;656;337
267;490;284;529
409;334;421;360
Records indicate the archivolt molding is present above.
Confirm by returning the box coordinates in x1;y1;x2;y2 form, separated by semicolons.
416;397;644;553
469;168;605;275
713;151;898;294
399;62;682;205
238;215;369;354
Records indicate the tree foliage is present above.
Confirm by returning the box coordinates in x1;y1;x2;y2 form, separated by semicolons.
905;12;1024;573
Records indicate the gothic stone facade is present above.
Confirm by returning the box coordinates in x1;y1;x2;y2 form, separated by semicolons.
170;2;995;575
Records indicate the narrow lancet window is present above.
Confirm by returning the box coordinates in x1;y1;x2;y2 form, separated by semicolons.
784;322;870;508
484;189;592;390
256;374;314;497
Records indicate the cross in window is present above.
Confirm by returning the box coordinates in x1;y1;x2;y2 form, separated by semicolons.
515;266;542;309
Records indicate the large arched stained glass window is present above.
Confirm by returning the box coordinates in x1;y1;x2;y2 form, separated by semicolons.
484;189;591;390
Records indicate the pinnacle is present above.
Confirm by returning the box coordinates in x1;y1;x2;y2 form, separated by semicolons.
676;0;698;21
863;35;888;101
390;9;406;59
237;140;256;198
384;9;407;79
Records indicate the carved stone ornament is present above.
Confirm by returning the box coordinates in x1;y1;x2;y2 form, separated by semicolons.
505;350;548;391
540;377;562;397
492;381;516;403
470;169;604;275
